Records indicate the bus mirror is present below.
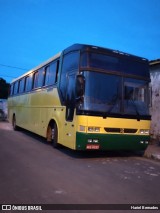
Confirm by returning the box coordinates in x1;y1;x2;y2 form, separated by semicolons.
76;75;85;98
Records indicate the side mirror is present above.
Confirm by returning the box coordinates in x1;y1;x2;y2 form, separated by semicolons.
76;75;85;98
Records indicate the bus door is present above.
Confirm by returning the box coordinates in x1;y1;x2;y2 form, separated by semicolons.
61;72;76;149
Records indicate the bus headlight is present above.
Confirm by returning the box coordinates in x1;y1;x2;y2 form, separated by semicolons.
88;127;100;132
140;129;149;134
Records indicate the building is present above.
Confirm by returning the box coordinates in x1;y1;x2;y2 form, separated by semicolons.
150;59;160;140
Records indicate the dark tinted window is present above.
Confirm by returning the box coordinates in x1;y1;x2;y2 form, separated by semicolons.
45;61;58;86
10;84;14;96
19;78;25;93
25;74;33;92
60;51;79;101
33;71;39;89
81;52;149;78
38;68;45;87
13;81;19;95
33;69;45;89
62;52;79;72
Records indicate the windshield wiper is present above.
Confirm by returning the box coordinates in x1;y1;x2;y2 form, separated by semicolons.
103;94;120;118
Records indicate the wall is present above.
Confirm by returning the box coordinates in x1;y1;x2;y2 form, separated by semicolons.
150;61;160;140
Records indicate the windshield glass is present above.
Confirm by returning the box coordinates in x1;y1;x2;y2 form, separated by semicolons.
81;52;149;78
124;78;149;115
78;71;150;116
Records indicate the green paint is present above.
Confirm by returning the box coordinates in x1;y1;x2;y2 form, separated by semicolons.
76;132;149;151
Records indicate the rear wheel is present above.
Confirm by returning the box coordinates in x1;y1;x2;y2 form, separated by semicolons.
12;115;19;131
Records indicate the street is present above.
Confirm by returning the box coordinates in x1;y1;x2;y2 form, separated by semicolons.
0;121;160;212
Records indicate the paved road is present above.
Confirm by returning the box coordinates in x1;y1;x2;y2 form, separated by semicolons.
0;121;160;212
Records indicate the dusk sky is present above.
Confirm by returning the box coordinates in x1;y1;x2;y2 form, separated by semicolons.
0;0;160;83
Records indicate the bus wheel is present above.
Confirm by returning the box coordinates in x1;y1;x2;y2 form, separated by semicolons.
12;115;19;131
47;123;59;148
52;123;59;148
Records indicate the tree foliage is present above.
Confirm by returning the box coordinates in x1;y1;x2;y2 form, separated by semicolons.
0;78;10;99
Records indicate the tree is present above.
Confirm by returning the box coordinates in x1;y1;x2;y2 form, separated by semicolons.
0;78;10;99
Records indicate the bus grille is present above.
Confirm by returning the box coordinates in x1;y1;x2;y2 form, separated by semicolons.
104;128;137;134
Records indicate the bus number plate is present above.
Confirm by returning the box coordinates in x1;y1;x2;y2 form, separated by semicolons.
86;144;100;150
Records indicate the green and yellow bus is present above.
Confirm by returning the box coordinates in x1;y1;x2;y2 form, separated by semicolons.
8;44;151;153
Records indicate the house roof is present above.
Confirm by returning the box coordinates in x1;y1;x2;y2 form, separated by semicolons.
150;59;160;66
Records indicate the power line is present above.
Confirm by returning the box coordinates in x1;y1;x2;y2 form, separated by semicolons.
0;63;28;71
0;74;17;79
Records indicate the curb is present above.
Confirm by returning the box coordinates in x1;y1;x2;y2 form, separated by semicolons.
151;154;160;161
144;152;160;161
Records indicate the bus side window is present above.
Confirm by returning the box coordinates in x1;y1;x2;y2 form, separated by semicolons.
45;61;57;86
38;68;45;87
33;71;39;89
13;81;19;95
44;66;50;86
25;74;33;92
10;84;14;96
55;60;59;83
19;78;25;93
60;51;79;103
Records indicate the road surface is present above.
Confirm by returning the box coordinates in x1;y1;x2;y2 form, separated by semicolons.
0;121;160;212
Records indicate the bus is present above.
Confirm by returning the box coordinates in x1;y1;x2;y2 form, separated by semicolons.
8;44;151;153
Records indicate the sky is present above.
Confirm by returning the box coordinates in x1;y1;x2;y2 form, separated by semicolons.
0;0;160;83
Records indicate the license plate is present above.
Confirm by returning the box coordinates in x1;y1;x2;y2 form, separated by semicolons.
86;144;100;150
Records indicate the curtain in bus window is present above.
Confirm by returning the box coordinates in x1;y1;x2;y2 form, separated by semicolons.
33;69;44;89
10;84;14;96
33;72;39;89
37;68;44;87
25;74;33;92
13;81;19;95
19;78;25;93
45;62;57;86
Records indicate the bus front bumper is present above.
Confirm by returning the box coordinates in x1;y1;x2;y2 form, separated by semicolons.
76;132;150;151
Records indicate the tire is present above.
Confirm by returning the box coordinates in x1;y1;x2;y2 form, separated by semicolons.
47;122;59;148
52;123;59;148
12;115;19;131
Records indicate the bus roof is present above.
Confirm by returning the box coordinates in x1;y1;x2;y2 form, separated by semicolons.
63;43;148;62
11;43;148;83
150;59;160;66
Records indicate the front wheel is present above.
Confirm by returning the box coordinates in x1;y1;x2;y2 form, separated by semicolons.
47;122;59;148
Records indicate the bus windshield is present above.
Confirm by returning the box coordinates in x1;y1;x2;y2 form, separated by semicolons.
78;71;150;117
